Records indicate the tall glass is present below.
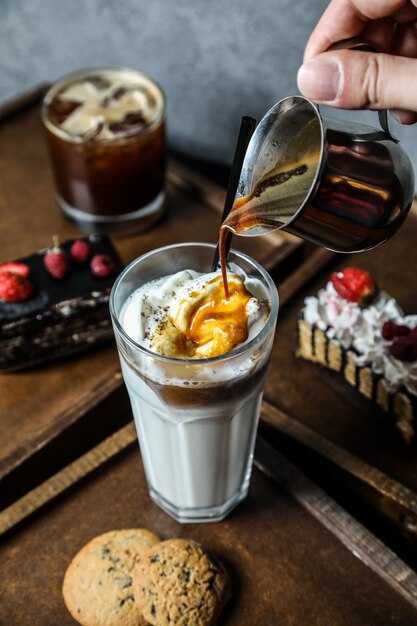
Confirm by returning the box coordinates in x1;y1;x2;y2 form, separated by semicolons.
110;243;278;523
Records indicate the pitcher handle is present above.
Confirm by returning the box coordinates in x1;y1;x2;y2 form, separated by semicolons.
378;109;398;143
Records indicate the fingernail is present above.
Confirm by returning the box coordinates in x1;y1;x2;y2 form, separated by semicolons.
297;59;341;103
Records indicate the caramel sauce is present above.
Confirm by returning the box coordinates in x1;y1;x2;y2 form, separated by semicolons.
184;276;252;358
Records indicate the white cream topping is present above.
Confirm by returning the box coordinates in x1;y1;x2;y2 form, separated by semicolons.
121;269;270;359
49;70;163;140
304;281;417;396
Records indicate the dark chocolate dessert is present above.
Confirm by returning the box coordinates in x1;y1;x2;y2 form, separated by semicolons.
0;235;123;372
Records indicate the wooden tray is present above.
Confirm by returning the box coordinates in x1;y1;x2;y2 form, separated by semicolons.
260;200;417;556
1;425;417;625
2;85;417;624
4;83;417;557
0;86;323;510
3;85;417;564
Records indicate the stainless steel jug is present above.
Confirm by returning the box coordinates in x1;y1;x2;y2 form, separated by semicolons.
232;95;414;253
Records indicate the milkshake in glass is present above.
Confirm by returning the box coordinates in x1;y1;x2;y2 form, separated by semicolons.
110;243;278;522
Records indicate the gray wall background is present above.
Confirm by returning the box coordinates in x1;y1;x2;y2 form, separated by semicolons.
1;0;416;173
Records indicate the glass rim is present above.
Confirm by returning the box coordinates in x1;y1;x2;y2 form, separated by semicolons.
110;242;279;365
41;65;166;144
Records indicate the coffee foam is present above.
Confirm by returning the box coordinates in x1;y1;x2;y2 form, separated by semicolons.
121;269;269;352
119;267;271;386
46;69;164;141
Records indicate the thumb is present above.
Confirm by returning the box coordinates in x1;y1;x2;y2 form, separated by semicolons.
297;49;417;113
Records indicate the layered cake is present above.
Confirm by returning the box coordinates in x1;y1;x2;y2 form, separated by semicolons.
297;268;417;443
0;235;123;372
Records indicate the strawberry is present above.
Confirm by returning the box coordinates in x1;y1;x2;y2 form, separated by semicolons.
330;267;376;306
0;261;30;278
44;236;70;279
0;271;34;302
70;239;91;264
90;254;114;277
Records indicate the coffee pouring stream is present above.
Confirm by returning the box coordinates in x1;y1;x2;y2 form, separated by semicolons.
220;95;414;255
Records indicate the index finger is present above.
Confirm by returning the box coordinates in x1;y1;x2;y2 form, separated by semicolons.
304;0;408;61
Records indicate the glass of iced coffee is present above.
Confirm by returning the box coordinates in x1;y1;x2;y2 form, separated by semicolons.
110;242;278;523
42;67;165;235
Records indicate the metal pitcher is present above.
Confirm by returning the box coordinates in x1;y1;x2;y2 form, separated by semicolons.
233;95;414;253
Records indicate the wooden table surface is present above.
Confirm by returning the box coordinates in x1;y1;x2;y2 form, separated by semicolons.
257;204;417;559
2;87;417;624
0;102;301;509
2;442;417;626
263;205;417;494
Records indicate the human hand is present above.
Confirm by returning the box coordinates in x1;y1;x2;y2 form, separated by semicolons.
297;0;417;123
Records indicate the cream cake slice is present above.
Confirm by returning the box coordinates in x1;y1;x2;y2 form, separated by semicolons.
297;267;417;443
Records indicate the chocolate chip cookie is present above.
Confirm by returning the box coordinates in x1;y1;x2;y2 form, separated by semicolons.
133;538;231;626
63;529;160;626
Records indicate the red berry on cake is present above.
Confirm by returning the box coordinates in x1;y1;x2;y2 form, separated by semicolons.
44;236;70;279
70;239;91;264
0;261;30;278
0;271;34;302
90;254;114;277
410;328;417;342
330;267;376;306
381;320;411;340
298;268;417;443
389;336;417;363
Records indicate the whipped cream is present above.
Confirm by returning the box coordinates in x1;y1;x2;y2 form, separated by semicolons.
304;281;417;396
121;269;270;360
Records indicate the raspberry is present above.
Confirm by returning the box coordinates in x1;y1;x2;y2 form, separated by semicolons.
389;336;417;363
0;262;30;278
381;320;411;341
70;239;91;264
410;328;417;341
0;271;34;302
331;267;376;305
44;239;70;279
90;254;114;277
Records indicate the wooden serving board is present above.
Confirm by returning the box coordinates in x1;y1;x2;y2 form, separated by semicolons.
3;84;417;562
2;86;417;623
1;430;417;626
0;87;313;510
261;200;417;554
